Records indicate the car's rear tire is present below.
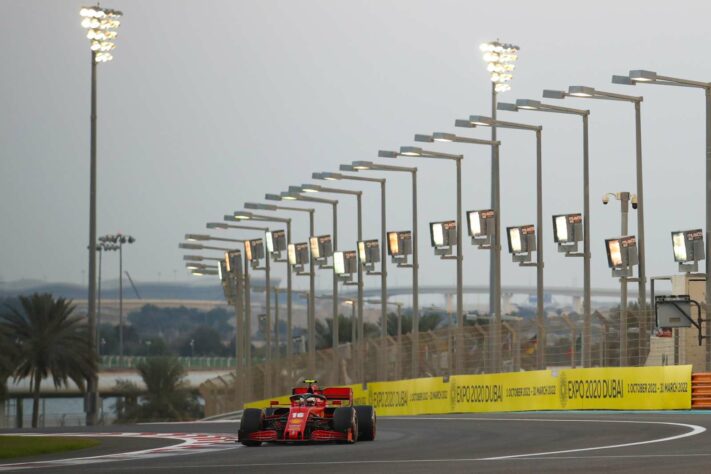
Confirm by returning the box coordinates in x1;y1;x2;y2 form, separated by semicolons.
355;405;376;441
239;408;264;446
333;407;358;443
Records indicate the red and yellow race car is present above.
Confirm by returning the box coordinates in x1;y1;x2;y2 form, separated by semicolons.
238;380;376;446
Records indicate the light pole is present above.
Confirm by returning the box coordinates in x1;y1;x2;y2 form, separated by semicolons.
497;99;591;367
379;145;467;373
317;171;388;381
283;189;340;370
95;239;119;349
544;85;648;360
263;194;336;376
249;201;313;379
414;133;501;373
186;252;246;404
208;221;282;370
180;241;250;366
102;233;135;364
298;183;362;368
611;71;709;363
308;176;364;380
190;227;273;394
603;191;637;366
346;161;421;378
480;40;521;343
80;4;122;427
458;115;544;371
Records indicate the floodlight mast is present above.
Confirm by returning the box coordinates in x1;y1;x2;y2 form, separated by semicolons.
250;201;313;376
544;84;649;363
284;191;338;376
228;212;291;381
349;161;421;377
613;70;710;369
80;4;123;427
458;116;543;372
236;206;300;382
268;193;336;375
299;182;362;383
602;191;636;366
498;99;592;368
328;170;388;382
200;225;277;396
481;40;520;374
390;143;468;373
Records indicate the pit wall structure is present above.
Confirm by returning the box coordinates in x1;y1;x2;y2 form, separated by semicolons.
245;365;692;415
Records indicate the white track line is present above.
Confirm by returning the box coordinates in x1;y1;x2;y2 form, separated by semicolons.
105;416;709;471
392;416;706;460
0;432;241;471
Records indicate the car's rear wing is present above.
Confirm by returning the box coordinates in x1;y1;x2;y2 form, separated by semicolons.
323;387;353;405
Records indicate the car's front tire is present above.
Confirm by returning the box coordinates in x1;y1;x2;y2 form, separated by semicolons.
239;408;264;446
333;406;358;443
354;405;376;441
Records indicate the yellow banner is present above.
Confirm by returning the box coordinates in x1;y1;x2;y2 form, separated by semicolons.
243;365;691;414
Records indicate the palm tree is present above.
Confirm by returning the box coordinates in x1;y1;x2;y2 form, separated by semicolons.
1;293;97;428
115;357;201;422
0;323;17;402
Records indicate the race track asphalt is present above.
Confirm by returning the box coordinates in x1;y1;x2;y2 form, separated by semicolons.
2;412;711;473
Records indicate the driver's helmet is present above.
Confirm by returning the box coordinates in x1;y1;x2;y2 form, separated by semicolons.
305;396;317;406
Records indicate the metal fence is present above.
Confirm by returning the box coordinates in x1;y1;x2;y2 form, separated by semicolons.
201;306;703;416
101;356;236;370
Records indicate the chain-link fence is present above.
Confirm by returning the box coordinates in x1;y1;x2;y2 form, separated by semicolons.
201;305;708;416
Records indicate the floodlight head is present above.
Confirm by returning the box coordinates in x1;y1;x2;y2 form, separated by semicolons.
339;165;356;171
604;235;638;276
179;242;203;250
672;231;688;262
311;172;326;180
352;161;373;170
480;40;520;92
300;184;322;193
80;6;122;63
432;132;456;142
568;86;596;97
322;172;343;180
671;229;704;270
468;115;493;127
542;89;566;99
497;102;519;112
515;99;541;110
245;202;277;211
265;193;283;201
185;233;210;241
288;185;305;193
206;222;230;229
194;266;219;276
414;134;434;143
400;146;423;156
629;70;657;82
454;119;476;129
280;192;300;200
378;150;398;158
612;75;637;86
233;210;254;219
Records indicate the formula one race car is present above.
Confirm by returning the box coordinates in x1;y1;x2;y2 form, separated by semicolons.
238;380;376;446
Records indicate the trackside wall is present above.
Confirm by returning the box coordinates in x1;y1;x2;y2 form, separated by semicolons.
245;365;692;415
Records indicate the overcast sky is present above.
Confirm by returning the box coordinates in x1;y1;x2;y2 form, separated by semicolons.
2;0;710;297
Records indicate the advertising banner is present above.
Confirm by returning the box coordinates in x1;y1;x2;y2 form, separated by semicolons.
244;365;692;414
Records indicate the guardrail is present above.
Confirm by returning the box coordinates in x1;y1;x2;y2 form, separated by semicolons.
100;356;236;370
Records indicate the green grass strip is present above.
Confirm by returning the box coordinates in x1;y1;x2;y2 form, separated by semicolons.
0;436;101;460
